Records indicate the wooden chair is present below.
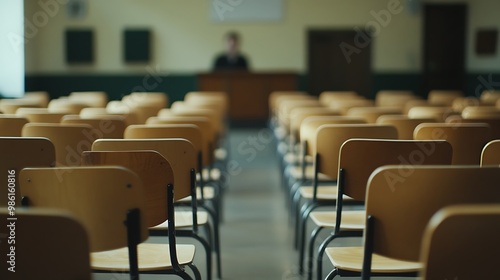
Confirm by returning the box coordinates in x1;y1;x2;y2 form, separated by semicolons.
61;115;126;139
24;91;50;107
16;108;68;123
69;91;108;108
346;107;401;123
324;166;500;280
419;204;500;280
319;91;359;106
0;208;91;280
328;99;374;115
80;107;139;126
462;106;500;118
122;125;220;279
0;115;28;136
20;165;200;280
427;90;463;106
0;99;42;114
451;96;483;112
480;139;500;166
22;123;97;166
414;123;492;164
374;90;415;107
123;92;169;108
0;137;55;206
48;98;88;114
91;139;209;278
376;115;436;140
446;115;500;140
310;139;452;279
480;89;500;104
295;125;398;275
408;106;456;122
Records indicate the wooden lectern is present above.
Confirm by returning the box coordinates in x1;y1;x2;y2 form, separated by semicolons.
198;71;298;123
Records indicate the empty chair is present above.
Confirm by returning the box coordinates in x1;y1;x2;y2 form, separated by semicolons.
69;91;108;107
61;115;127;138
0;115;28;136
0;137;55;206
375;90;415;107
328;99;374;115
480;89;500;104
0;99;42;114
462;106;500;118
123;92;169;108
319;91;359;105
419;204;500;280
377;115;436;140
324;166;500;280
451;96;483;112
80;107;139;125
22;123;97;166
20;165;200;280
446;115;500;140
16;108;68;123
24;91;50;107
48;98;88;114
427;90;463;106
414;123;492;165
346;107;401;123
408;106;456;122
0;208;91;280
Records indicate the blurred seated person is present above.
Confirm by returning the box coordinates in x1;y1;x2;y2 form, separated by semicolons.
213;31;249;71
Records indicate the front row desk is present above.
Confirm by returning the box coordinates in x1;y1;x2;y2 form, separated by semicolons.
198;72;298;124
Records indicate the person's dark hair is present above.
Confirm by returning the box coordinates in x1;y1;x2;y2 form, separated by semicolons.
226;31;240;42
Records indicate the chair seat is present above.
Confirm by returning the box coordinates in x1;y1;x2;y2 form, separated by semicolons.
288;165;334;181
326;247;422;273
177;186;215;203
309;210;365;230
299;185;356;201
91;243;196;271
151;211;209;229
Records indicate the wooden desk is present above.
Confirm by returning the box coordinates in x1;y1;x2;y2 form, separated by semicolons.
198;72;298;123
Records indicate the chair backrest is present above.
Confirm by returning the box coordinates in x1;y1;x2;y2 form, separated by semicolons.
48;99;88;114
419;204;500;280
0;137;55;206
81;107;139;126
146;116;215;159
61;115;126;139
374;90;415;107
328;99;374;114
0;99;42;114
92;138;195;199
314;124;398;179
124;92;169;108
319;91;359;105
480;90;500;104
481;139;500;166
346;107;402;123
289;107;340;142
447;115;500;140
81;151;173;227
0;208;91;280
0;115;28;136
365;165;500;262
408;106;455;122
19;166;147;252
124;124;208;166
16;108;67;123
300;116;366;157
339;139;452;201
414;123;492;164
166;107;222;137
24;91;50;107
376;115;436;140
462;106;500;119
427;90;463;106
22;123;97;166
69;91;108;108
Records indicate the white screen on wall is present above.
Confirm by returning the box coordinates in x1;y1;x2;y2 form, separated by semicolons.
0;0;25;98
210;0;283;22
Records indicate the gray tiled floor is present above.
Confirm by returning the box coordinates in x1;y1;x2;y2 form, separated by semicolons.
94;128;415;280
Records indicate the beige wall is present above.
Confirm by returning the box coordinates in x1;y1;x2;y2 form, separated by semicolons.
24;0;500;74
